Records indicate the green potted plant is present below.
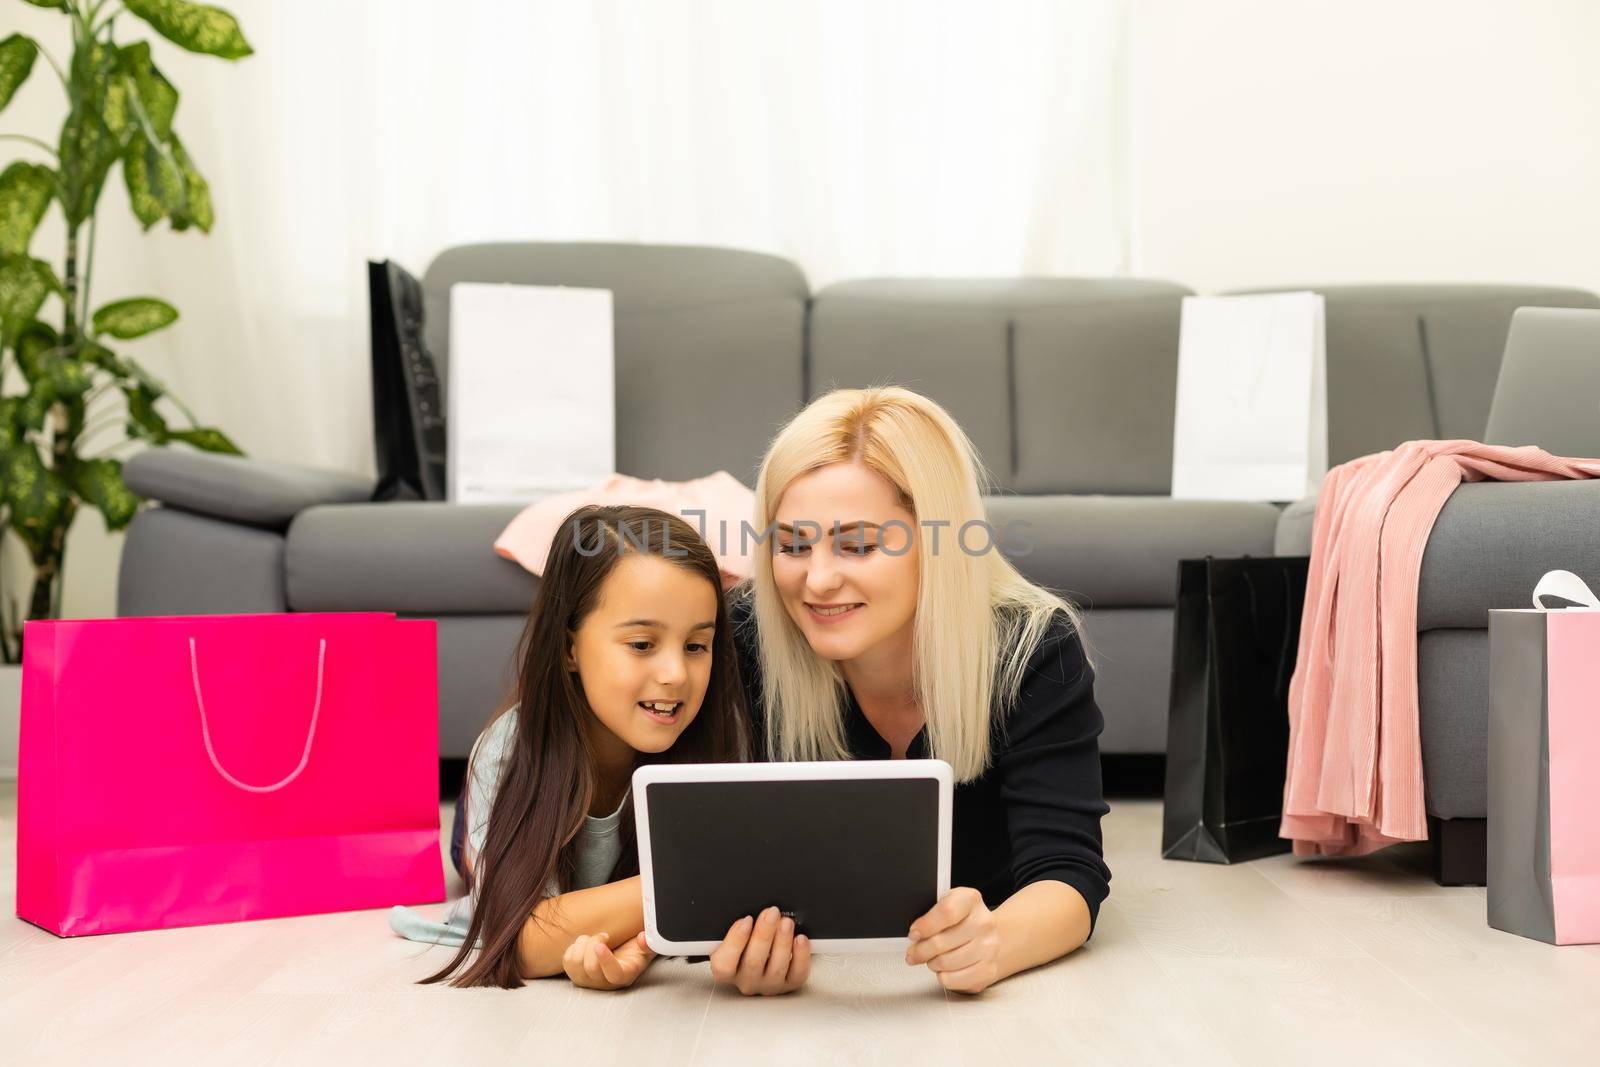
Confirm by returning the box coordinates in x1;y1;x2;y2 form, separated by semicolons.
0;0;252;677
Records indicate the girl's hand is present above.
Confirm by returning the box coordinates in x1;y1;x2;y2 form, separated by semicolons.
708;906;812;996
562;931;656;990
905;887;1002;994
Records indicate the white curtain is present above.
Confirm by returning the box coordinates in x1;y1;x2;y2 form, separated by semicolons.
8;0;1127;613
84;0;1129;469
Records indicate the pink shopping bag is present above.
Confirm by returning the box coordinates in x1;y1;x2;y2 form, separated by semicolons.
1488;571;1600;945
15;612;445;936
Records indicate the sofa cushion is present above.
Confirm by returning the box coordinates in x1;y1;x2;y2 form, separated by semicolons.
1417;479;1600;631
809;278;1190;493
1012;294;1188;494
118;507;288;616
285;494;1279;617
985;494;1280;607
422;242;808;486
287;503;533;615
124;448;373;529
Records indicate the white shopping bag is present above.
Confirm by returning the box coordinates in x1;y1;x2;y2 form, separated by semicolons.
1171;292;1327;502
447;283;615;504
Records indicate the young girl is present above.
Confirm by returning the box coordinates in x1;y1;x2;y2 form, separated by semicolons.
420;504;749;989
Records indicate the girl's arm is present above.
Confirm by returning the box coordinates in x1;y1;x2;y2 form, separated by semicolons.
516;875;646;979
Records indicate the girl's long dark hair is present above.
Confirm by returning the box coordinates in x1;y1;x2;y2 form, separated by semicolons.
422;505;749;988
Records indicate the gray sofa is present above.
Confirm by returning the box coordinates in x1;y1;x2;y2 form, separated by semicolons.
117;242;1600;877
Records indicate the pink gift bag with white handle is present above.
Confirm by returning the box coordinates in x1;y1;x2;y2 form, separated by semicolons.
1488;571;1600;945
15;612;444;937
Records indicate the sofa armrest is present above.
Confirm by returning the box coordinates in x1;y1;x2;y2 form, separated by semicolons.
1418;479;1600;630
123;447;374;530
1274;493;1318;556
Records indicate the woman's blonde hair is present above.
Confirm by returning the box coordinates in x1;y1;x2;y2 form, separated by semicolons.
747;385;1087;782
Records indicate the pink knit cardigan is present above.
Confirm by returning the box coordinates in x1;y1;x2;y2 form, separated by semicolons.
1281;440;1600;856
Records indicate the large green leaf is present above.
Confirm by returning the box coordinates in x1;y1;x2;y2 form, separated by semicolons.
1;442;71;553
114;42;179;140
122;131;186;229
73;457;141;530
0;161;55;257
14;319;60;382
93;296;178;339
167;134;212;232
57;108;120;227
122;383;169;440
0;254;61;345
55;40;122;227
0;34;39;114
19;1;68;9
124;1;253;60
168;426;240;454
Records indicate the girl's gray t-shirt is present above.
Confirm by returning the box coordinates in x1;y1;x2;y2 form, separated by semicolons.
465;708;627;898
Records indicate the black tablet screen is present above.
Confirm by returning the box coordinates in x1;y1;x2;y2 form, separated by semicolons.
645;777;940;942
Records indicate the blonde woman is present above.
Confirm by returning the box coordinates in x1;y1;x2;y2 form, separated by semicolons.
709;386;1111;996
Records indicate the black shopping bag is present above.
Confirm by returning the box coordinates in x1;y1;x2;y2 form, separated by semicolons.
1161;556;1309;863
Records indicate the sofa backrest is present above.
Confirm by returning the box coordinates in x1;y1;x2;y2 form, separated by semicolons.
421;242;1600;497
1235;285;1600;466
808;278;1194;494
422;242;809;485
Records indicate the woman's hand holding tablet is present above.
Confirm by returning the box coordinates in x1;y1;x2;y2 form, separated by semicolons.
707;906;812;996
903;886;1002;992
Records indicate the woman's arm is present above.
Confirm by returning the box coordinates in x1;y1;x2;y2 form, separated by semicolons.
516;876;646;979
905;880;1091;991
907;618;1111;992
994;880;1092;975
997;619;1112;927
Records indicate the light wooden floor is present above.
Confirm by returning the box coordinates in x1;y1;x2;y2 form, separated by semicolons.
4;787;1599;1066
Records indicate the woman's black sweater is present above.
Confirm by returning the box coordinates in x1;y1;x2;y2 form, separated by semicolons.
728;596;1112;933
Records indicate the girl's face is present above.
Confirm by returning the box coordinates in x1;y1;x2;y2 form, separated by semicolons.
771;461;920;664
565;554;719;755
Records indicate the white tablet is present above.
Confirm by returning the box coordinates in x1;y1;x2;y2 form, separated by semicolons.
633;759;953;955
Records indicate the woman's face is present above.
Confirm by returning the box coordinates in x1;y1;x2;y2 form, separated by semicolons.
771;461;920;664
565;555;719;755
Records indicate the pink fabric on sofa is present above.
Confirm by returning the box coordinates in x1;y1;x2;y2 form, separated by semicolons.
1282;440;1600;857
494;471;756;590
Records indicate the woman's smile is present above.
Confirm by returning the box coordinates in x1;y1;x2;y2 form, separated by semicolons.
806;601;864;622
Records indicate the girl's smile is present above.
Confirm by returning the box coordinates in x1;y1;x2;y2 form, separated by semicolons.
637;700;683;724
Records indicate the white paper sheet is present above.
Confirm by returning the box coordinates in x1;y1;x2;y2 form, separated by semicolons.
447;283;615;504
1172;291;1328;502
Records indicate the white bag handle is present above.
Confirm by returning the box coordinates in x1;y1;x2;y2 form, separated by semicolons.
1532;570;1600;610
190;636;325;794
